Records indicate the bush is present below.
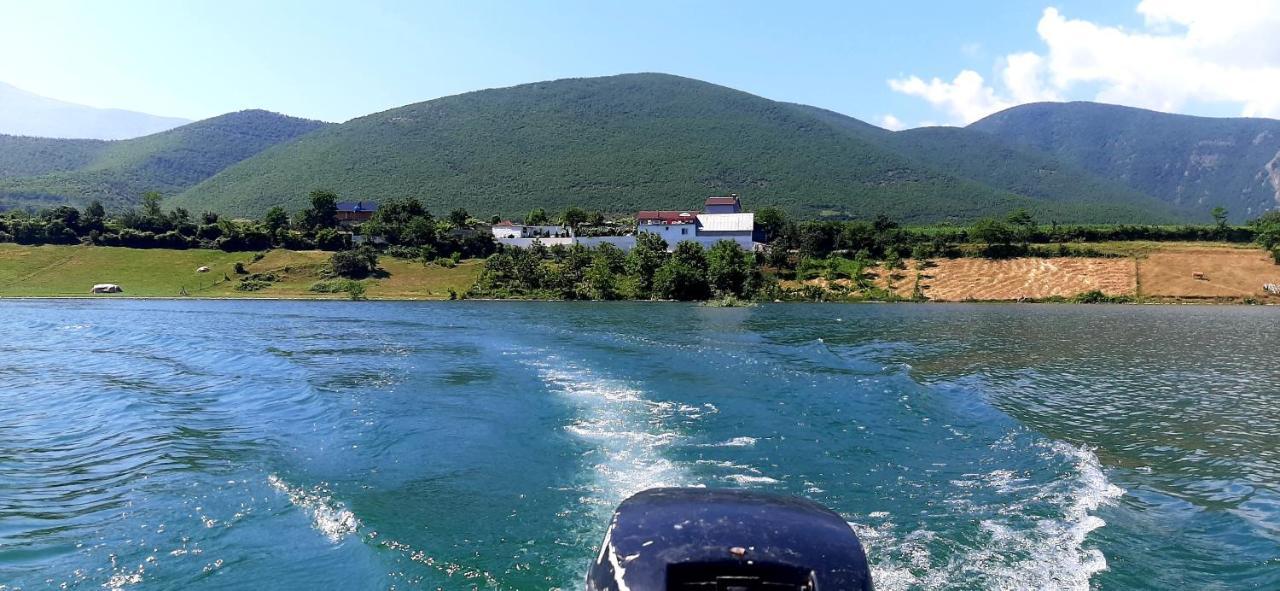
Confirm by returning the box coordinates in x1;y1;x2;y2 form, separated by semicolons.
309;279;361;293
330;246;379;279
1070;290;1132;304
235;280;271;292
234;262;247;274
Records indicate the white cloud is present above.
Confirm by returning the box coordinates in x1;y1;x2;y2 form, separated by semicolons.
879;114;906;131
889;1;1280;126
888;70;1012;125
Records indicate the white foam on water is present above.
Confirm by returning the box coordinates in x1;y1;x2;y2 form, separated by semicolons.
266;474;360;543
531;357;696;508
378;538;506;589
849;442;1124;591
702;436;757;448
723;474;780;485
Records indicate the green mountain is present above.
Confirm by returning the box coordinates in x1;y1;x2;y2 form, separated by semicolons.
0;110;327;211
173;74;1177;223
878;125;1180;220
970;102;1280;222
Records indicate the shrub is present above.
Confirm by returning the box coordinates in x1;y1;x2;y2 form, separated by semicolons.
1070;290;1132;304
309;279;361;293
235;280;271;292
233;262;247;274
330;246;379;278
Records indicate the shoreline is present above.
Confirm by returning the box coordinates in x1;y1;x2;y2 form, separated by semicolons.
2;294;1273;305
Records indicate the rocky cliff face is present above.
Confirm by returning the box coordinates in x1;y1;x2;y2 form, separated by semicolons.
971;102;1280;221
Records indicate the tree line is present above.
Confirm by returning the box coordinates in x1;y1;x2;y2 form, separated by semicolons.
0;191;494;260
470;233;762;301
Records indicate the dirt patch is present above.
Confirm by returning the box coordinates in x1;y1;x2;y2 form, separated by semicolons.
900;258;1137;302
1138;246;1280;301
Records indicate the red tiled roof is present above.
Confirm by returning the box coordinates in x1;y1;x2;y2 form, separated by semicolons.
494;220;517;227
637;210;698;223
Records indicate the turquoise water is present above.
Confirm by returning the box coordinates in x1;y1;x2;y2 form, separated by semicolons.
1;301;1276;590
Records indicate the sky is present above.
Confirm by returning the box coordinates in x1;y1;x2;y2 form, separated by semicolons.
2;0;1278;128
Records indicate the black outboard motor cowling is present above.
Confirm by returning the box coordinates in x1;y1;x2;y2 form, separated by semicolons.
587;488;873;591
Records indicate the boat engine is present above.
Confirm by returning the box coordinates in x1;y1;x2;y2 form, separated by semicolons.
587;487;873;590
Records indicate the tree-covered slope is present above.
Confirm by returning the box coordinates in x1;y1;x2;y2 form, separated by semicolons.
0;135;107;178
970;102;1280;221
176;74;1164;223
880;126;1183;223
0;110;328;211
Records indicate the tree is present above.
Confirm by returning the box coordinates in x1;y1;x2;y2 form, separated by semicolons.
85;201;105;222
585;256;619;300
653;242;711;300
330;246;379;279
706;241;751;297
755;207;786;242
1251;210;1280;249
263;206;289;233
595;242;627;274
1006;208;1036;244
653;259;710;301
561;207;588;229
375;196;427;226
141;192;163;219
626;232;669;298
1208;205;1228;228
448;208;470;228
302;190;339;229
402;216;437;246
526;208;549;225
970;218;1013;246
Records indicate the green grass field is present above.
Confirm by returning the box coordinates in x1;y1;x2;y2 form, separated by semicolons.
0;244;482;299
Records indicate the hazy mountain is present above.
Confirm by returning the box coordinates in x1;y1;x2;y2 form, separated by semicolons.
172;74;1178;223
0;81;193;141
0;110;328;211
970;102;1280;222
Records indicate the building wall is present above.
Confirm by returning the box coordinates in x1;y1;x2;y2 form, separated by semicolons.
496;237;575;249
496;232;752;252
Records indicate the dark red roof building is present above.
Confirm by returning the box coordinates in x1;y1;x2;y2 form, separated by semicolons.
636;210;698;225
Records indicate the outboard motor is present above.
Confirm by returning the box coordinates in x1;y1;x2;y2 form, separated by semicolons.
588;488;873;591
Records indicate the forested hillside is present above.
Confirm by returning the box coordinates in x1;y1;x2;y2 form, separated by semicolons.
173;74;1176;223
0;110;327;211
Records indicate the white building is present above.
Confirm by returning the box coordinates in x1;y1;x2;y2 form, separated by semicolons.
495;194;759;252
490;221;572;239
636;195;755;251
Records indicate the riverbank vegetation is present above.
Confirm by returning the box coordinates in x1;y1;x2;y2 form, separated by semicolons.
3;196;1278;303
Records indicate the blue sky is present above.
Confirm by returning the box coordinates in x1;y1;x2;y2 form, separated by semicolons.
2;1;1275;126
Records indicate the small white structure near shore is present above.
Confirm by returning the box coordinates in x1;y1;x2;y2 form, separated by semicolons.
90;283;122;294
492;194;760;252
490;221;572;239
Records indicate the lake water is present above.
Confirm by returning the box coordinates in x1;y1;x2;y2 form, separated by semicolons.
1;300;1277;590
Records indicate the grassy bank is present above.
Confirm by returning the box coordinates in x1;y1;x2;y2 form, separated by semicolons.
1;242;1276;303
0;244;482;299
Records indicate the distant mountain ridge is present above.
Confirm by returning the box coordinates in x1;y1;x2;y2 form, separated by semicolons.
0;110;328;211
169;73;1185;223
970;102;1280;222
3;73;1278;224
0;81;190;140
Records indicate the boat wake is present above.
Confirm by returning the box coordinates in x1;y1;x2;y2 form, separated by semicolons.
527;355;698;511
851;442;1123;591
266;474;360;543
